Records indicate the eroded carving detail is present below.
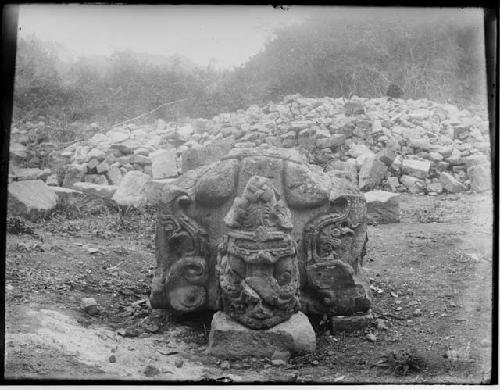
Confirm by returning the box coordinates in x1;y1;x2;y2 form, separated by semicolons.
151;191;210;312
303;196;370;315
218;176;300;329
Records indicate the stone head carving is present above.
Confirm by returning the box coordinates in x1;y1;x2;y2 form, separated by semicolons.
217;176;300;329
151;147;371;329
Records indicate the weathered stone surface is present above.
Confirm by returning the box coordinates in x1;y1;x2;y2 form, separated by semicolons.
52;187;84;202
9;167;44;181
9;142;28;162
112;170;151;207
426;182;443;194
284;161;329;209
150;149;178;179
195;159;238;207
463;154;489;168
62;164;87;188
96;161;110;174
105;128;129;144
110;140;141;155
181;146;209;173
151;148;371;326
88;148;106;161
132;154;152;165
142;178;177;205
364;191;400;224
72;182;117;199
331;310;374;332
377;148;397;165
220;176;299;329
402;158;430;179
8;180;58;219
440;172;467;193
84;174;109;185
387;176;400;192
358;156;388;191
467;165;491;192
316;134;346;149
401;175;425;194
207;311;315;358
106;165;123;185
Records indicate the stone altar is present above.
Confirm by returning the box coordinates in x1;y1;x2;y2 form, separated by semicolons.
150;147;371;355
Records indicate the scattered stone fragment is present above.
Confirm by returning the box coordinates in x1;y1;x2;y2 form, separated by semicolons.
366;333;377;342
144;365;160;377
364;190;400;224
150;149;178;179
440;172;467;193
72;182;117;199
402;158;430;179
80;297;99;315
8;180;58;220
174;357;184;368
109;355;117;363
467;165;490;192
112;170;151;207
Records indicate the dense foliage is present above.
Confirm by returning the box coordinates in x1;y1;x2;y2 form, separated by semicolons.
13;11;487;128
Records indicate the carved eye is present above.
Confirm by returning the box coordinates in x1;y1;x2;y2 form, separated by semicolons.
184;265;202;280
228;256;246;279
277;271;291;285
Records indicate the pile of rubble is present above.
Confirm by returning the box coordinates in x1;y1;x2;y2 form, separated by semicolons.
8;95;491;219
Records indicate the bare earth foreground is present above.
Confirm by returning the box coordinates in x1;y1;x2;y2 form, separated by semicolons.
4;192;493;383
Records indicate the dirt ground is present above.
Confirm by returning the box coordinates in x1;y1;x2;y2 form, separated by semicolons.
3;192;494;384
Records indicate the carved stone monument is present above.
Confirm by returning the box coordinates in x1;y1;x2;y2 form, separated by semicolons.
150;147;371;356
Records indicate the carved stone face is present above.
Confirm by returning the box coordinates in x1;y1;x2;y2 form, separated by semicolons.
218;176;300;329
218;229;299;329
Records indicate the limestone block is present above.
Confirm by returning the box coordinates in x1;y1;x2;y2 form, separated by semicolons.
364;191;400;223
207;311;315;358
142;178;177;205
84;174;109;185
8;180;58;219
439;172;466;193
150;149;178;179
426;182;443;194
105;128;129;144
315;134;346;149
467;165;491;192
112;170;151;207
110;140;141;155
401;175;425;194
9;142;28;162
72;182;117;199
46;174;59;186
358;156;388;191
377;148;397;166
106;165;123;185
96;161;110;174
9;167;43;181
52;187;84;202
88;148;106;161
402;158;430;179
463;154;489;169
387;176;400;192
62;164;87;188
132;154;152;165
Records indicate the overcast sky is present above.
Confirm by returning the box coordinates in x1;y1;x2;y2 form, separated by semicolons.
17;4;302;69
17;5;483;69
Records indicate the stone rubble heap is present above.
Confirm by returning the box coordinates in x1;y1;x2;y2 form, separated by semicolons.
8;95;491;217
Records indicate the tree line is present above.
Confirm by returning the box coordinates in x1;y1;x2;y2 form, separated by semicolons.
13;11;487;127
